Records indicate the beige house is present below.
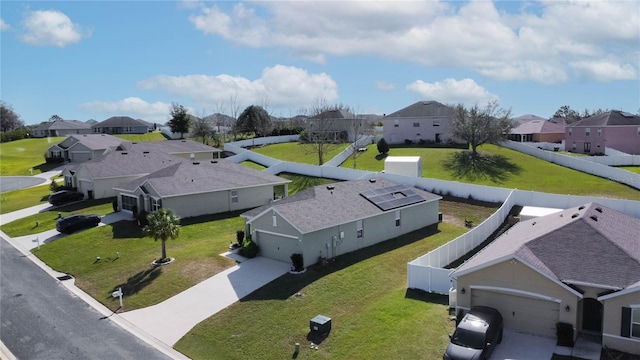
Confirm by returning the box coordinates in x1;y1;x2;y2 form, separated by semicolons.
452;203;640;355
46;134;124;162
241;178;441;268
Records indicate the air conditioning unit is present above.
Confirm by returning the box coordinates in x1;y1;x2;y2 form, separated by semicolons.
310;315;332;335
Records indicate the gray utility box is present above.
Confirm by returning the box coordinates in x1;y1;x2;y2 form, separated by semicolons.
310;315;332;334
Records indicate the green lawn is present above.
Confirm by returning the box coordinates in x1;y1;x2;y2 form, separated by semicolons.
620;166;640;174
249;142;350;165
115;131;166;142
0;198;116;237
344;144;640;200
175;223;466;360
33;211;245;311
0;184;51;214
0;137;65;176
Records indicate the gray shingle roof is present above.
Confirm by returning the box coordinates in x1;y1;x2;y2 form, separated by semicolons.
456;203;640;289
34;119;92;131
242;178;441;234
310;109;355;119
79;149;182;178
570;111;640;127
386;101;454;118
67;134;124;150
94;116;150;128
119;158;290;197
117;139;219;153
511;120;565;135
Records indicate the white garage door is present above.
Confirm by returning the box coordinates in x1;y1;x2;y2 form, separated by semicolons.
255;231;300;264
471;289;559;337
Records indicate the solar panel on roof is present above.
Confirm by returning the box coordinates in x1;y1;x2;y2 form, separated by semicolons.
360;185;426;211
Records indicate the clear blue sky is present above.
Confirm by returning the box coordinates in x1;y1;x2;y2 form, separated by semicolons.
2;1;639;125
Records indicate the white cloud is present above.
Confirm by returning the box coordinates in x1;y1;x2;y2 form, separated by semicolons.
570;60;638;82
406;78;499;105
0;19;10;31
187;1;639;83
375;81;396;91
80;97;171;122
19;10;90;47
137;65;338;112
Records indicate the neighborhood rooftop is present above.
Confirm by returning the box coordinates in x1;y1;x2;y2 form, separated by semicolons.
385;100;454;118
569;110;640;127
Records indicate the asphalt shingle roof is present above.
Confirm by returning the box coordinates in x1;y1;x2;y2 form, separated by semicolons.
94;116;150;128
34;119;92;131
456;203;640;289
242;178;441;234
511;120;565;135
386;101;454;118
569;111;640;127
66;134;124;150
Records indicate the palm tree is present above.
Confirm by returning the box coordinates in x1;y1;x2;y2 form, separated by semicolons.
144;208;180;263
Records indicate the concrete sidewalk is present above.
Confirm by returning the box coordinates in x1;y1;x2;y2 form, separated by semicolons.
120;255;290;346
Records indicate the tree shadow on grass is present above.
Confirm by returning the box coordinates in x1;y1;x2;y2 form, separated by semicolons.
111;267;162;297
443;151;522;184
375;153;388;161
240;224;441;302
111;220;145;239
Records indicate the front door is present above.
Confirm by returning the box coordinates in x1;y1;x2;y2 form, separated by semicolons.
435;133;441;144
584;142;591;153
582;298;603;332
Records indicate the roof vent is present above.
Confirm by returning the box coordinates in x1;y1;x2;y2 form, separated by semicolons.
571;213;579;218
193;161;200;165
595;207;602;213
578;206;585;210
121;152;128;155
143;151;149;154
182;140;187;142
532;222;536;226
369;178;376;183
326;185;335;190
211;160;218;163
590;215;598;221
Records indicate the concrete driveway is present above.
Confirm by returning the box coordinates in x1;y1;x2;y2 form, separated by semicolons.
490;330;556;360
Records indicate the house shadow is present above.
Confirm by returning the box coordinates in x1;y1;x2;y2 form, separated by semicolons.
180;210;246;226
111;267;162;297
443;151;521;184
240;224;441;302
404;288;449;305
111;220;145;239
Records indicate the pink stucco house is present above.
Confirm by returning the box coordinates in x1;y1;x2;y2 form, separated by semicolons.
565;111;640;155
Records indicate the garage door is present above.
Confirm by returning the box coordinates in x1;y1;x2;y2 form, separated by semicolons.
255;231;300;264
471;289;559;337
70;152;91;162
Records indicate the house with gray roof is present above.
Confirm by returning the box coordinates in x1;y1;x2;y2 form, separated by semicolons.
241;178;441;268
113;159;290;218
32;119;93;138
306;109;373;143
92;116;151;135
452;203;640;354
383;101;461;145
508;119;565;143
45;134;124;162
565;110;640;155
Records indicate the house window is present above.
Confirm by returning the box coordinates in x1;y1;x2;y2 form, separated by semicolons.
356;219;363;238
121;195;137;211
150;198;161;212
394;120;399;128
585;128;590;136
433;119;440;127
395;211;401;227
632;308;640;338
413;122;420;127
272;215;277;227
597;128;602;137
568;128;572;136
637;127;640;136
231;190;238;204
572;142;576;151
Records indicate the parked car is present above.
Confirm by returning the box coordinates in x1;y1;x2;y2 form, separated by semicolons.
443;306;503;360
49;190;84;206
56;214;101;234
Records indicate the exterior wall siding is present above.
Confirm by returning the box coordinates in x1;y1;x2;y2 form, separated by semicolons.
382;116;453;145
163;185;275;218
92;176;142;199
601;291;640;355
566;125;640;155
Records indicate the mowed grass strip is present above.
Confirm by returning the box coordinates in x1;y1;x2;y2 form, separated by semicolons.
343;144;640;200
0;198;116;237
0;137;65;176
175;223;465;360
0;184;51;214
33;211;245;311
249;142;349;165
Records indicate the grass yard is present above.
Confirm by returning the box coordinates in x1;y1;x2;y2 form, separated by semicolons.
0;137;65;176
33;211;245;311
344;144;640;200
620;166;640;174
0;198;116;237
0;184;51;214
249;142;349;165
175;223;467;360
239;160;266;171
115;131;166;142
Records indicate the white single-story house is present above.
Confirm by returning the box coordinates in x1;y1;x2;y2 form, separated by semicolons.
63;140;221;199
241;178;441;268
45;134;124;162
113;159;290;219
92;116;151;134
383;101;459;145
452;203;640;355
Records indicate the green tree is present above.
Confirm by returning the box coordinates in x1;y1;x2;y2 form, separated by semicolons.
144;208;181;263
49;115;63;122
236;105;272;137
192;113;212;144
451;101;513;160
377;137;389;154
552;105;582;124
168;103;191;139
0;101;24;132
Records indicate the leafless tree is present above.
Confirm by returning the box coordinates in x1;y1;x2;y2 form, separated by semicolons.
302;98;348;165
451;101;513;160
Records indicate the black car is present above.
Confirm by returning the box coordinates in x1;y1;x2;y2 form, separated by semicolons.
443;306;503;360
56;214;101;234
49;190;84;206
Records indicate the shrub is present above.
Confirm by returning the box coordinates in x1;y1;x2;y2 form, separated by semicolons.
377;138;389;154
236;230;245;246
137;210;149;227
290;253;304;271
239;239;259;258
112;199;119;212
49;180;59;192
556;322;574;346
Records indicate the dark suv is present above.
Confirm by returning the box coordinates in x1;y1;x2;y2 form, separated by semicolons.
56;214;101;234
443;306;503;360
49;190;84;206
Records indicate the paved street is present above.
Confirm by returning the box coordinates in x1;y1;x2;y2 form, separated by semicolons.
0;237;171;360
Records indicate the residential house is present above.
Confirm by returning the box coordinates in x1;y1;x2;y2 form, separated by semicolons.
92;116;151;135
508;119;565;143
45;134;124;162
383;101;457;145
114;158;290;218
451;203;640;355
565;111;640;155
241;178;441;268
512;114;546;125
32;119;93;138
63;140;220;199
307;109;373;143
